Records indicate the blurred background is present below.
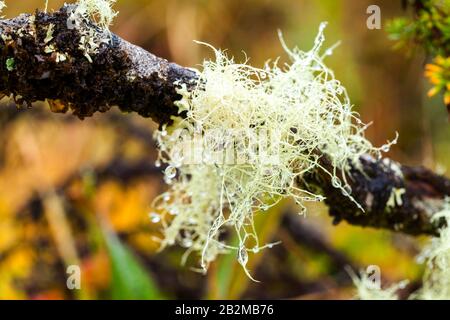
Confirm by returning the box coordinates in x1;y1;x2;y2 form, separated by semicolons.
0;0;449;299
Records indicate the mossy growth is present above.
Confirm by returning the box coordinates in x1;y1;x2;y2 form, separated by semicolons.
66;0;118;62
387;0;450;114
414;203;450;299
348;268;409;300
151;23;396;276
387;0;450;57
74;0;118;31
352;201;450;300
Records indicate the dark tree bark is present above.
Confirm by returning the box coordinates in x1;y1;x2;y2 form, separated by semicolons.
0;5;196;125
1;5;449;236
306;155;449;236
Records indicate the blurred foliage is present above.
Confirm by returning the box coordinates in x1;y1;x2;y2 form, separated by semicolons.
209;203;284;299
103;225;166;300
387;0;450;56
425;56;450;108
387;0;450;112
0;0;448;300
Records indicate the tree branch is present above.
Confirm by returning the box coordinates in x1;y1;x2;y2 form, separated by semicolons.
1;5;449;236
0;4;196;125
305;155;449;236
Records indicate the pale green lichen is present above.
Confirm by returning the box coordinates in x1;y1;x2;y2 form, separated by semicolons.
74;0;118;31
0;1;6;18
67;0;118;62
352;201;450;300
152;23;396;275
413;202;450;300
348;267;408;300
386;187;406;210
42;21;69;64
44;23;55;44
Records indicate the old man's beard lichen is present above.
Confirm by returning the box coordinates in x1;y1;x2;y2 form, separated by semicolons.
151;23;397;277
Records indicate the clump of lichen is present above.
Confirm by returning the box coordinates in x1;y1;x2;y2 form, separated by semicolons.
74;0;117;31
348;268;408;300
66;0;118;62
352;202;450;300
413;203;450;299
0;0;6;17
151;23;396;275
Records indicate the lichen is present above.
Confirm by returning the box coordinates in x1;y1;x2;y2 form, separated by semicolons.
151;23;396;275
348;268;408;300
386;187;405;209
66;1;118;62
0;1;5;15
413;201;450;299
44;23;55;44
74;0;117;31
352;201;450;300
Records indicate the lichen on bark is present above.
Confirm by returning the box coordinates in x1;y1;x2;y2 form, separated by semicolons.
0;4;448;239
0;4;197;125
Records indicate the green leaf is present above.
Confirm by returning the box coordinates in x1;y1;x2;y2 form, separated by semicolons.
6;58;14;71
103;228;166;300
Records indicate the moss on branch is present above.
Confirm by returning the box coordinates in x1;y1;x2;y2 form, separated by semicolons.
0;4;197;125
0;4;449;237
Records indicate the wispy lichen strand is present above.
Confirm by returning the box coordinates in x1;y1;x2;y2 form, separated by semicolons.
348;268;408;300
0;1;6;16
